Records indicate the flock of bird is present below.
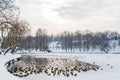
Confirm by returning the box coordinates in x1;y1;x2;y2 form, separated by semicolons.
5;56;100;77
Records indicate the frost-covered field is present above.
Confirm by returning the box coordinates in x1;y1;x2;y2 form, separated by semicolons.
0;53;120;80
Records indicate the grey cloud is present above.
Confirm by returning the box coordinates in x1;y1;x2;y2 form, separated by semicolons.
31;1;50;5
17;0;120;34
54;0;119;20
19;0;50;5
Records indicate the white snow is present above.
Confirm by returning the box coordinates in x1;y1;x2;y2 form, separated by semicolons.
0;53;120;80
0;54;21;80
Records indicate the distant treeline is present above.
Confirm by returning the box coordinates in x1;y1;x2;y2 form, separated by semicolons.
56;30;119;52
2;28;120;52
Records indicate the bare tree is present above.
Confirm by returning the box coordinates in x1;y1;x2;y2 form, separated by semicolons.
83;30;92;51
60;31;68;52
74;31;82;51
2;20;29;54
0;0;19;54
35;28;48;51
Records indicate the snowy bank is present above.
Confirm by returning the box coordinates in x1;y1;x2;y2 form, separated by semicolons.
0;54;21;80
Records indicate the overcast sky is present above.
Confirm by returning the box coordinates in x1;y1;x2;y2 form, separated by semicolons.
17;0;120;35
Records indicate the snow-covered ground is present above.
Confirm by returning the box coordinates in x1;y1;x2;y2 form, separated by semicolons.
0;53;120;80
0;54;21;80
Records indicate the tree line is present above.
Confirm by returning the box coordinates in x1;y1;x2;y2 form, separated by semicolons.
58;30;120;52
7;29;119;53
